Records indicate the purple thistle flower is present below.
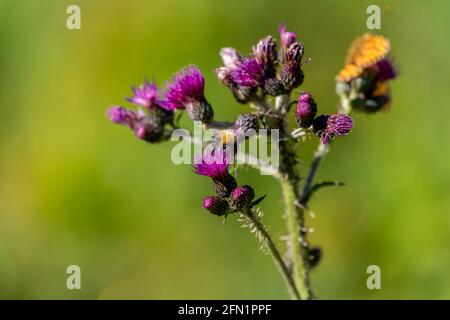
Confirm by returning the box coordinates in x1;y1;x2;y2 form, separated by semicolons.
219;47;242;69
216;48;242;87
279;23;297;48
322;114;354;144
296;92;317;128
375;59;397;81
163;65;206;111
126;80;163;110
194;149;237;197
107;106;138;128
231;58;265;87
193;149;229;178
108;106;165;143
216;48;259;103
231;185;255;209
202;196;229;216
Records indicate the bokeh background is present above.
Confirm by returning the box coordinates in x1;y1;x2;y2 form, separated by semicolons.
0;0;449;299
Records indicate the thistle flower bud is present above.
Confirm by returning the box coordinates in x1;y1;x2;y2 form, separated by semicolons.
230;185;255;210
285;42;304;65
313;114;353;144
155;106;174;125
186;100;214;124
234;113;259;138
280;42;305;91
231;86;258;104
134;114;164;143
308;247;322;268
263;78;286;96
295;92;317;128
252;37;284;96
213;173;238;198
279;23;297;49
202;196;229;216
312;115;329;135
253;36;277;78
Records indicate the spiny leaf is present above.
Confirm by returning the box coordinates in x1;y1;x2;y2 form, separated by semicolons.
302;181;345;204
250;194;267;208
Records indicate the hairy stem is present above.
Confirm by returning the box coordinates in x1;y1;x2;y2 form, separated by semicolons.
242;207;300;300
280;179;311;299
278;111;313;299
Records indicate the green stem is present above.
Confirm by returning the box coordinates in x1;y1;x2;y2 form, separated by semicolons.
280;179;311;299
277;109;313;299
242;207;300;300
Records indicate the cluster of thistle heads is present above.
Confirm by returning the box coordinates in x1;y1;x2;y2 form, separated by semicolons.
193;149;257;216
107;24;397;216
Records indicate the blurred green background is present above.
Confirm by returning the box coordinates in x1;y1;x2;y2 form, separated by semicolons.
0;0;449;299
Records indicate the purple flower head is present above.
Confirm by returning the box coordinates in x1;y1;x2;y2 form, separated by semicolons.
284;42;304;68
253;36;277;76
216;48;242;87
202;195;229;216
216;48;260;102
231;58;265;87
219;47;242;69
107;106;138;128
296;92;317;128
323;114;354;144
163;65;206;110
231;185;255;209
279;23;297;48
193;149;229;178
375;59;397;81
126;80;163;110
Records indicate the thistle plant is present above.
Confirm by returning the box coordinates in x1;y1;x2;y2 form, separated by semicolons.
107;24;397;300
